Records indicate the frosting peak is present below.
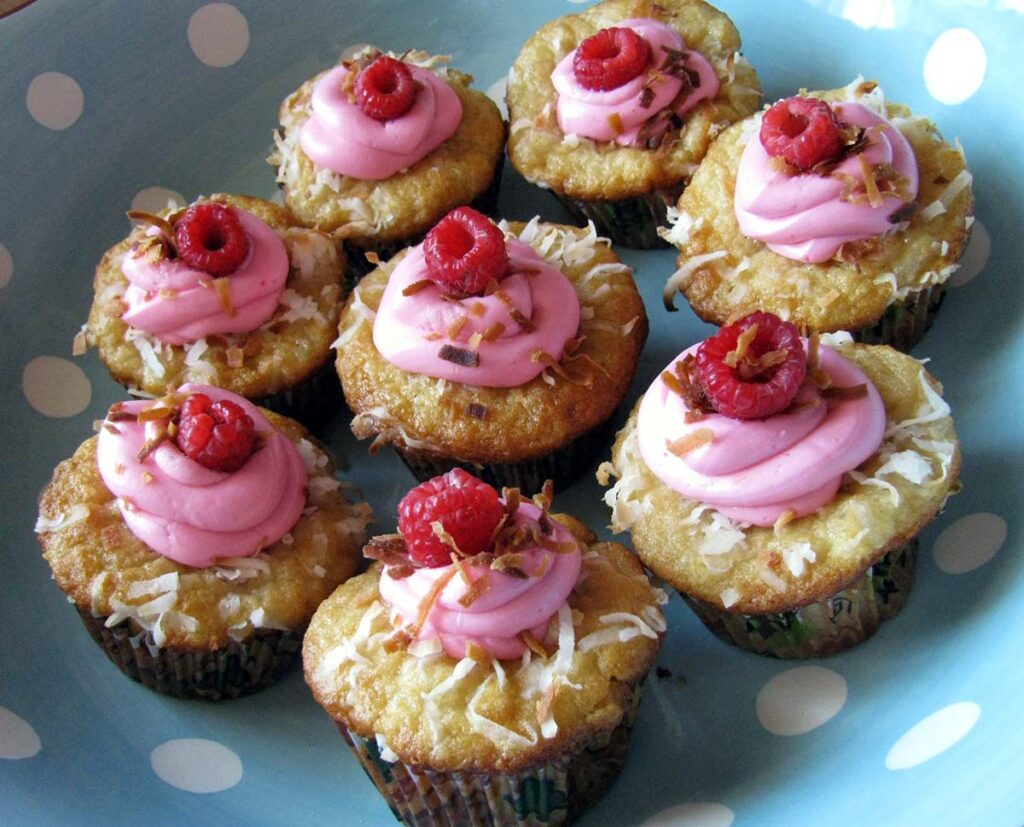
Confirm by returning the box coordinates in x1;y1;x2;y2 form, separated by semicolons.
299;59;462;180
372;237;581;387
552;18;719;147
121;208;289;345
96;384;307;567
735;99;919;263
378;501;583;659
638;344;885;526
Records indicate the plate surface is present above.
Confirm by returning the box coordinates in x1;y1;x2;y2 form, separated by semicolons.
2;1;1022;825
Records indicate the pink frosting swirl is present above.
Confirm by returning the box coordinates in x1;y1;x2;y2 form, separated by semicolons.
734;101;919;263
299;62;462;180
378;502;582;659
637;344;885;527
372;237;581;387
121;209;289;345
96;384;307;567
551;18;719;146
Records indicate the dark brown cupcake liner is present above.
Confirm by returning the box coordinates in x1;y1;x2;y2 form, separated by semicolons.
853;282;946;353
682;540;917;659
253;357;342;432
393;416;614;497
76;607;303;700
335;680;644;826
345;155;506;282
551;184;683;250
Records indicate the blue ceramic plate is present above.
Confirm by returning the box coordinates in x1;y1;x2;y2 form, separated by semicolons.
2;1;1021;824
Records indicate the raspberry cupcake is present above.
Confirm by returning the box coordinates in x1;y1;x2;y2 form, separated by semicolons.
272;47;506;276
506;0;761;248
335;207;648;495
81;194;346;428
304;470;666;825
599;313;960;658
36;384;370;699
662;79;974;351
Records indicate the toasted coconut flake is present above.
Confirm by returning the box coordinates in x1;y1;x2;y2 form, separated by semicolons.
520;630;551;659
210;277;236;317
438;344;479;367
494;289;535;331
458;572;490;608
408;569;456;638
127;209;175;239
469;301;486;317
447;316;467;340
607;112;624;136
667;428;714;457
465;641;492;664
431;521;467;557
401;278;432;296
773;509;797;531
135;431;168;462
467;332;483;349
482;322;505;341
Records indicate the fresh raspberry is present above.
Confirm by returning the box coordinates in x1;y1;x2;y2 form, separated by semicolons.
355;56;416;121
572;26;652;91
695;311;807;420
175;393;256;472
174;203;249;277
397;469;504;568
423;207;509;296
760;96;845;171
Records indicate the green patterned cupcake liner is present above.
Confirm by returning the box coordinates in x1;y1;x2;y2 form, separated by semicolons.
551;185;683;250
253;357;343;432
76;608;304;700
394;417;615;497
345;155;506;281
336;681;644;826
853;283;946;353
682;540;917;659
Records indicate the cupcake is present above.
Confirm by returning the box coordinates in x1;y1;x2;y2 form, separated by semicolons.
271;47;507;276
662;79;974;351
304;470;666;825
599;313;960;658
35;384;371;699
81;193;346;428
506;0;761;248
335;207;648;495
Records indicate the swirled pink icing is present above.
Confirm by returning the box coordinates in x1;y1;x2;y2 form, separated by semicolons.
734;101;919;263
299;62;462;180
121;209;289;345
551;18;719;146
637;344;885;526
96;384;307;567
378;502;582;659
372;237;581;387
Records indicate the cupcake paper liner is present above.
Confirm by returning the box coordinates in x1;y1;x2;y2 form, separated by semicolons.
394;417;615;497
853;283;946;353
682;540;917;659
336;681;644;826
253;357;342;432
76;608;303;700
345;156;506;281
551;185;683;250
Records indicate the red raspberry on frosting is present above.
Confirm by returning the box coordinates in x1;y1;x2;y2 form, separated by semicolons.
355;56;416;121
572;26;652;91
175;393;256;472
174;203;250;277
423;207;509;296
695;311;807;420
760;96;846;172
397;468;505;568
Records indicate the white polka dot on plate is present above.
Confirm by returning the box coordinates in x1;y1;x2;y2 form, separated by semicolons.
26;72;84;130
188;4;250;68
130;187;186;215
486;76;508;119
949;221;991;287
151;738;243;793
643;802;735;827
0;706;41;760
23;356;92;418
757;666;847;736
0;243;12;289
840;0;895;30
933;512;1007;574
924;28;987;105
340;43;372;61
886;702;980;770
